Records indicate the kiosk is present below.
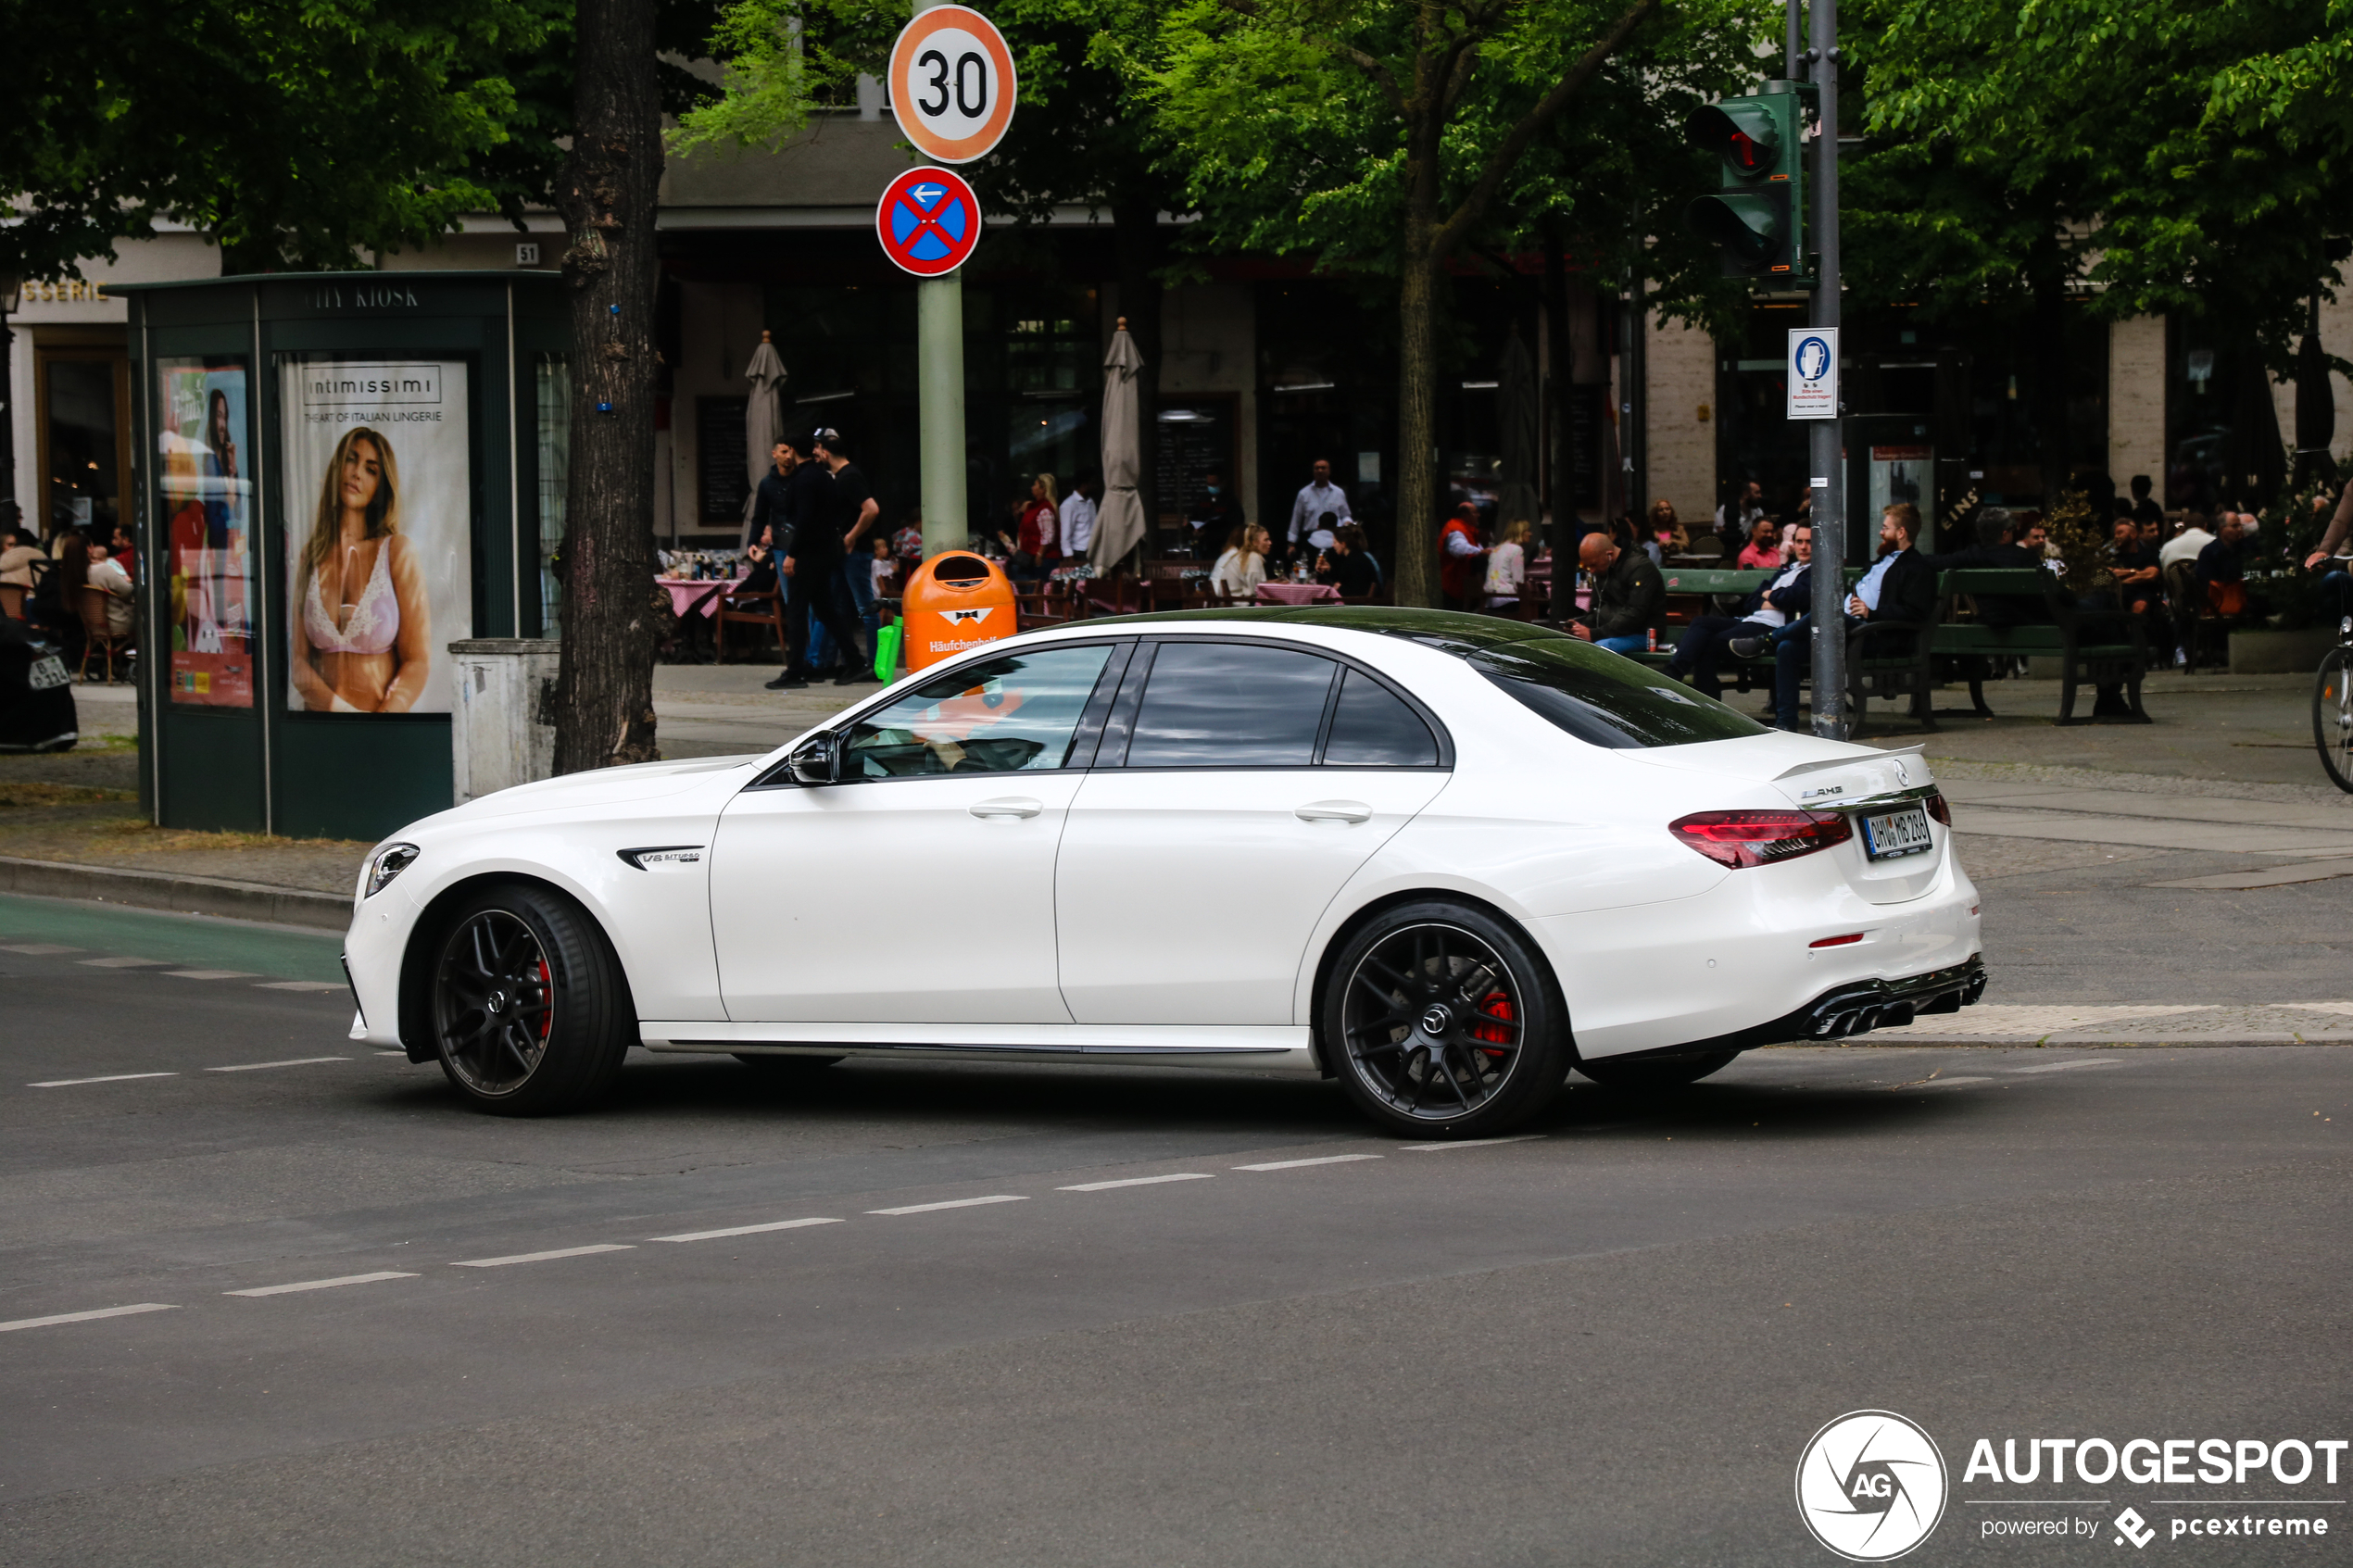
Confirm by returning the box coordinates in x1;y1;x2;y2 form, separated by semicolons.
115;272;570;842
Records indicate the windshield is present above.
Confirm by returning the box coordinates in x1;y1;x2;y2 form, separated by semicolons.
1459;635;1769;749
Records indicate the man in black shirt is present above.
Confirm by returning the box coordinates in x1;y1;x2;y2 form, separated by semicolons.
747;441;797;555
767;430;873;689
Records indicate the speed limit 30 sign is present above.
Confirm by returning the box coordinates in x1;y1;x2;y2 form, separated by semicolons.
888;5;1017;164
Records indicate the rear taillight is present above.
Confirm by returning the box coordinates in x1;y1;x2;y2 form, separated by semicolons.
1668;809;1853;870
1925;789;1952;825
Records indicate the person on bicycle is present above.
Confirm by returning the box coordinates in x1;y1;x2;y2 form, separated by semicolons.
2303;485;2353;621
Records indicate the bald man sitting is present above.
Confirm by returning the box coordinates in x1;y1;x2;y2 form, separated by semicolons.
1567;529;1665;655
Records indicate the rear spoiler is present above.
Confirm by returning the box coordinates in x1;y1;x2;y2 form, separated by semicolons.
1773;743;1926;783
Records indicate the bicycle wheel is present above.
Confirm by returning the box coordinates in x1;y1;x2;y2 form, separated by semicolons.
2314;647;2353;793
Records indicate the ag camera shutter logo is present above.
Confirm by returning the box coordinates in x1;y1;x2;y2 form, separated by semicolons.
1796;1411;1948;1561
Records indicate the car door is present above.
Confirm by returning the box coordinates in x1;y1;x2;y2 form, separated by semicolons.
710;640;1126;1023
1055;637;1451;1026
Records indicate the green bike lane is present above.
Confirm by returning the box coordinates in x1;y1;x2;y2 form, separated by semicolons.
0;893;346;985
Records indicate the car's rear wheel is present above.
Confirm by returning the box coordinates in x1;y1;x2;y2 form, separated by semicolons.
430;884;632;1115
1322;901;1569;1137
1575;1049;1739;1089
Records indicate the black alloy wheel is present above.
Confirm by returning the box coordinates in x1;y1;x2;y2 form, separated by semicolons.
1575;1049;1740;1089
429;884;632;1114
2315;646;2353;794
1323;901;1569;1137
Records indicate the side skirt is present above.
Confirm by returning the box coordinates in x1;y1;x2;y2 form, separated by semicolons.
638;1021;1322;1077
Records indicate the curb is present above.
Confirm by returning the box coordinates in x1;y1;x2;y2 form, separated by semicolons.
0;855;351;933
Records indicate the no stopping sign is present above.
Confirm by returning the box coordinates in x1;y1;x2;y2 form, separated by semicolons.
876;167;981;277
887;5;1017;164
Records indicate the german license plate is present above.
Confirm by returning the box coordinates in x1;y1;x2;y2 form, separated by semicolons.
1861;805;1933;861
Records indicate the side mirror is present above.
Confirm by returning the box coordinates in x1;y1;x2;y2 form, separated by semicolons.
787;732;840;786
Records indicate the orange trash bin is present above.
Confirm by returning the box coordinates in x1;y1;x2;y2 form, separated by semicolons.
901;551;1018;671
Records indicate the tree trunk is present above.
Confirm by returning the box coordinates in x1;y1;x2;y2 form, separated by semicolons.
1113;195;1163;552
1393;246;1442;608
551;0;661;774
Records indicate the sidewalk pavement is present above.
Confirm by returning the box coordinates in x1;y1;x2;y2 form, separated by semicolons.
5;663;2352;1047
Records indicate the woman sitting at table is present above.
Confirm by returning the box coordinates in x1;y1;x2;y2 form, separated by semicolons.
1485;518;1533;616
1648;499;1689;558
1735;518;1782;571
1212;524;1269;604
1317;524;1382;599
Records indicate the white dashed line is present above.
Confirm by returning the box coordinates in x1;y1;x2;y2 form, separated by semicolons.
2009;1059;2127;1074
0;1303;178;1333
166;970;259;981
78;956;166;968
1056;1173;1215;1192
650;1217;844;1243
867;1196;1029;1215
1910;1076;1994;1090
29;1073;178;1088
205;1057;350;1073
449;1244;635;1268
1399;1135;1548;1152
253;981;346;992
224;1271;417;1298
1233;1154;1385;1172
0;944;82;956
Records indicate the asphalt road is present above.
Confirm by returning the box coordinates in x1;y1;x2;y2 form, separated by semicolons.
0;887;2347;1566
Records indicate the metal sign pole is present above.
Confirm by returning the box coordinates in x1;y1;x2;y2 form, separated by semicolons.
1806;0;1846;741
918;275;966;557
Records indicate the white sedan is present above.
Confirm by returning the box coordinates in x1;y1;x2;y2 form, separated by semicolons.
344;607;1984;1137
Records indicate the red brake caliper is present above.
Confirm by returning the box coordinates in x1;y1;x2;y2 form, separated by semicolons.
1471;991;1513;1057
536;959;553;1039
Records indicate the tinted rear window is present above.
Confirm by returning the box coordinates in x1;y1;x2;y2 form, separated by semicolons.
1323;669;1440;767
1466;637;1768;748
1126;642;1339;766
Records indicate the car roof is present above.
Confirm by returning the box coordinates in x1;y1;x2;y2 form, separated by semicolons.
1066;604;1570;653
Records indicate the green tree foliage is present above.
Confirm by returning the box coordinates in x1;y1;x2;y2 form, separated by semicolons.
0;0;719;279
1150;0;1768;603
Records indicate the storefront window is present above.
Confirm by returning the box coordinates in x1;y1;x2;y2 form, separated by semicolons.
43;356;122;540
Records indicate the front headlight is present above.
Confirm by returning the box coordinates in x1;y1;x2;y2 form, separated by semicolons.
364;843;420;898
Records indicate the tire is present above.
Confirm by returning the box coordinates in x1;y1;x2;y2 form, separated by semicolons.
1575;1049;1739;1089
2316;647;2353;794
1320;900;1570;1138
428;883;634;1115
733;1052;845;1073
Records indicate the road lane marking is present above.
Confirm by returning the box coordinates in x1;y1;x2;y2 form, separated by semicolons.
225;1272;418;1298
1910;1076;1994;1089
1056;1173;1215;1192
166;970;260;981
0;944;82;956
2008;1059;2127;1074
866;1196;1028;1215
449;1244;635;1268
1233;1154;1384;1172
1399;1135;1547;1152
205;1057;350;1073
29;1073;178;1088
254;981;345;992
0;1303;178;1333
78;957;167;968
651;1218;844;1242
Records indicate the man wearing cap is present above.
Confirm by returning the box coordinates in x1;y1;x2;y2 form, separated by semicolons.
767;429;871;689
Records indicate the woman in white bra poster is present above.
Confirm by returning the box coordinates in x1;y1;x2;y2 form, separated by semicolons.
290;426;435;712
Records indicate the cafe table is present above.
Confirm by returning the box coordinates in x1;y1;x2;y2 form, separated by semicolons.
1253;581;1343;606
657;576;735;619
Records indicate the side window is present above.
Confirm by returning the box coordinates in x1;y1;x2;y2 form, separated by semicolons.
841;645;1114;778
1322;669;1439;767
1124;642;1337;768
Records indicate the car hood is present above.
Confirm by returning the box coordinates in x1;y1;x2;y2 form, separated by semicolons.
425;755;767;824
1625;731;1931;809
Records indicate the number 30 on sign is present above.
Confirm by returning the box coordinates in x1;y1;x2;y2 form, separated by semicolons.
888;5;1018;164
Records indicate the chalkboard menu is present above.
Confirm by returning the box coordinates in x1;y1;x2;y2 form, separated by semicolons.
698;395;749;525
1154;396;1239;526
1567;385;1604;510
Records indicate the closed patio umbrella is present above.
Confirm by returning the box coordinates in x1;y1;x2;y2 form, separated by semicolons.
739;330;786;546
1090;319;1148;570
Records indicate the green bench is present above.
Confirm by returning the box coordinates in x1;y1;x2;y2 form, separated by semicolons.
1932;568;2150;725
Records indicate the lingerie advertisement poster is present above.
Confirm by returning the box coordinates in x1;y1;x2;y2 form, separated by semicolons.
158;358;257;707
279;359;472;714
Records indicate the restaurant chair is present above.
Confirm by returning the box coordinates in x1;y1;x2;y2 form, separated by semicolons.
76;585;132;683
713;586;783;662
0;584;24;621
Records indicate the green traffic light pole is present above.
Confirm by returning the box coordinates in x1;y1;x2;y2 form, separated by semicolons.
1803;0;1846;740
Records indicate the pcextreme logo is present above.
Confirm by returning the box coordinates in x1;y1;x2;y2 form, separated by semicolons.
1796;1411;1950;1562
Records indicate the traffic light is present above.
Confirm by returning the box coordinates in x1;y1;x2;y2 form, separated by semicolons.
1683;82;1809;285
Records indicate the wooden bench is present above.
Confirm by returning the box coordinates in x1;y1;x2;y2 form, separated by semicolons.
1931;568;2150;724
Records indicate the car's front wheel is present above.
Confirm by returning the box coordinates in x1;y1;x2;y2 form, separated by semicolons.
1575;1049;1739;1089
429;883;633;1115
1321;901;1570;1137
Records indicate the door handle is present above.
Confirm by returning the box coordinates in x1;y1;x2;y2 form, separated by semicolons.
1296;800;1372;825
969;797;1043;820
